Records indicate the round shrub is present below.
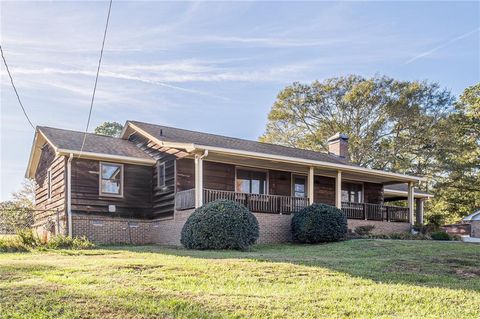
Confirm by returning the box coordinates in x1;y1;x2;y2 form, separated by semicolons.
181;200;259;250
291;203;347;243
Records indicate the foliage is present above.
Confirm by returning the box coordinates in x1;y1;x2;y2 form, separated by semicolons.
181;200;259;250
261;76;478;223
94;121;123;137
1;241;479;318
368;232;431;240
431;231;451;241
0;179;36;234
45;236;95;249
0;236;29;252
291;203;347;243
261;75;453;174
425;214;444;229
354;225;375;236
17;228;40;247
427;83;480;223
0;201;34;233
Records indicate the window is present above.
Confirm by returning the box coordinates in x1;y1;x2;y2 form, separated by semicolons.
47;169;52;200
236;169;267;194
157;162;166;187
341;182;363;203
100;163;123;196
292;175;307;198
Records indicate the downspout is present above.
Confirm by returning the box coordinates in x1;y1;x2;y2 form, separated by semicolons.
67;153;73;237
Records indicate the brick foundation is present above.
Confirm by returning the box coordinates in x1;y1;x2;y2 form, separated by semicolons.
71;211;411;245
72;214;155;244
347;219;411;235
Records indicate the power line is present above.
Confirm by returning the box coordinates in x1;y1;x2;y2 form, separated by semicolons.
0;44;35;130
79;0;113;156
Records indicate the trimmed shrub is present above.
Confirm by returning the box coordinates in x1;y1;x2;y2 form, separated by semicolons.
355;225;375;236
181;200;259;250
291;203;347;243
431;231;451;241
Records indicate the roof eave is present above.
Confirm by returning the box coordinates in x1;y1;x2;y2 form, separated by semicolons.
193;145;426;183
56;149;156;165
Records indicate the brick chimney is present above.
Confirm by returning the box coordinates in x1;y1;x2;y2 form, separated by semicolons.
327;133;349;159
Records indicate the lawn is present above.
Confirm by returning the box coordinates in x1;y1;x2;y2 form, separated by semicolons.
0;240;479;319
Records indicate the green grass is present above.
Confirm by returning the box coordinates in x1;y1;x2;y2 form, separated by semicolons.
0;240;479;318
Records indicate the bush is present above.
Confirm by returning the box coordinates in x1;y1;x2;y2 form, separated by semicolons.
45;236;95;249
431;231;451;241
0;236;29;252
355;225;375;236
291;203;347;243
17;228;39;247
181;200;259;250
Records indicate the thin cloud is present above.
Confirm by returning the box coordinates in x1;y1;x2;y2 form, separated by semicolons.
405;27;480;64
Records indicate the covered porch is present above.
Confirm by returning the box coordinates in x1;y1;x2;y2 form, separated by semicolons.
174;150;422;224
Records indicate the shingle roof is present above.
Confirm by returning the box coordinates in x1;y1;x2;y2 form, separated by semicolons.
38;126;154;160
129;121;350;165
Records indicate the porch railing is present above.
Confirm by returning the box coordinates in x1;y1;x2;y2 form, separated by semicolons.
341;201;409;222
174;188;409;222
175;188;309;214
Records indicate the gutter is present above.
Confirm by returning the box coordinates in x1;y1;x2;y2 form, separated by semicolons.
192;145;426;183
67;153;73;237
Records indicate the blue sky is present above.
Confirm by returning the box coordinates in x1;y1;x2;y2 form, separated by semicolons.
1;1;479;200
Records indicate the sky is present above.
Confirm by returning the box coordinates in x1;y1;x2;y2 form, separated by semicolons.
1;1;479;200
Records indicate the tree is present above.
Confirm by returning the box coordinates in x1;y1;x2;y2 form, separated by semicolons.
0;179;36;232
94;121;123;137
427;84;480;223
260;75;454;178
261;75;480;223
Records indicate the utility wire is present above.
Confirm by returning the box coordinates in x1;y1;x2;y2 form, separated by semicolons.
0;44;35;130
79;0;113;156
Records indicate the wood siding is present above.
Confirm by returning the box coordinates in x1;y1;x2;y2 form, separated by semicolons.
129;133;175;218
364;182;384;204
175;159;236;191
176;158;195;191
269;170;291;196
35;144;66;214
313;176;336;206
71;159;153;218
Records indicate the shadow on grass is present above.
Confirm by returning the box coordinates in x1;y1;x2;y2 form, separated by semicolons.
99;239;480;292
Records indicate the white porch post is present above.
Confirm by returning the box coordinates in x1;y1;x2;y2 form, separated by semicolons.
194;154;204;208
408;182;415;225
308;166;314;204
416;198;424;225
335;170;342;209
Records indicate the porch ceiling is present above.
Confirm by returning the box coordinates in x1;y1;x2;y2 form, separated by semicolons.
202;152;414;185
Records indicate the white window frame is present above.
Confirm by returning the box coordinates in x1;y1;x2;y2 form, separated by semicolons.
341;180;364;203
234;166;269;195
99;162;124;198
157;161;166;188
291;173;308;198
47;168;52;200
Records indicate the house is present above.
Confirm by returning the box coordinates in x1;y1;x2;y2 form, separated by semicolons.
25;121;431;244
